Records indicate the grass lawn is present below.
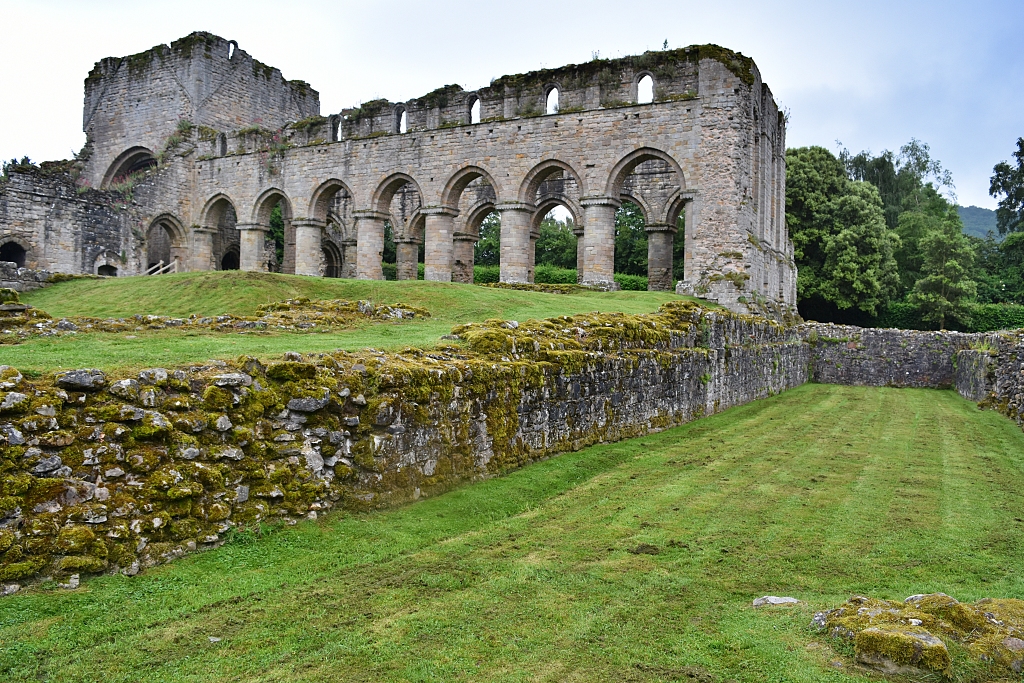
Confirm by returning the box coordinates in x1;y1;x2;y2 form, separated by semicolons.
8;272;684;372
2;384;1023;682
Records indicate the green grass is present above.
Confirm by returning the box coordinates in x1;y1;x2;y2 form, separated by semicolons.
9;272;684;372
3;384;1023;682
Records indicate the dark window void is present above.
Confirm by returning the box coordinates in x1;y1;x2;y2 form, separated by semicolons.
0;242;26;267
98;264;118;277
221;250;240;270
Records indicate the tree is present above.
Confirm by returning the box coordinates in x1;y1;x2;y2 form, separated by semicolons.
909;208;977;329
474;212;500;266
535;216;577;269
990;137;1024;235
785;147;901;317
614;201;648;276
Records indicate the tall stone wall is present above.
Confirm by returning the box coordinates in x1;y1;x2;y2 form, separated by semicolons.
0;33;797;313
0;302;806;585
82;32;318;189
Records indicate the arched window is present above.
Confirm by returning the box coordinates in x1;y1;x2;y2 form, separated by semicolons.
546;87;559;115
228;41;237;60
469;97;480;124
396;107;407;134
221;248;240;271
637;74;654;104
98;264;118;277
217;133;227;156
0;242;27;268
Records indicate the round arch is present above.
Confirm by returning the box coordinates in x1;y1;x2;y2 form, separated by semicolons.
322;239;342;278
251;188;293;225
634;72;656;104
462;200;497;238
308;178;356;223
0;237;30;268
200;193;238;228
145;214;189;270
92;250;121;277
518;159;585;205
102;146;157;189
532;195;582;231
371;173;422;215
617;191;651;224
605;147;686;198
441;166;500;209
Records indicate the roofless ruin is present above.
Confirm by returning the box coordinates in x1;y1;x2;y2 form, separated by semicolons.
0;32;795;312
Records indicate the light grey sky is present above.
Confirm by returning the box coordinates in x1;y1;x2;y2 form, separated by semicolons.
1;0;1020;208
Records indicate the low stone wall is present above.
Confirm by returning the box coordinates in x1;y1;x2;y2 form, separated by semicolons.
955;347;998;403
0;302;808;585
802;324;981;389
983;331;1024;428
0;262;52;293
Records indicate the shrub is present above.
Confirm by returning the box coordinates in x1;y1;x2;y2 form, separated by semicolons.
614;273;649;291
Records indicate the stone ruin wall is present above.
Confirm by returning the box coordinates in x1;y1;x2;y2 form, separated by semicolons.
0;32;796;314
0;302;807;585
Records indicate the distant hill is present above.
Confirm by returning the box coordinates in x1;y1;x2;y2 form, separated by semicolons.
958;205;1000;240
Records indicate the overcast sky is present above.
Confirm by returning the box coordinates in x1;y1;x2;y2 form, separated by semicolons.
1;0;1020;208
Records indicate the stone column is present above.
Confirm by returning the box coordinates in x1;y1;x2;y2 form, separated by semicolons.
580;196;620;289
395;239;419;280
292;219;325;277
191;227;217;272
353;211;387;280
452;234;476;283
528;228;540;283
683;200;696;285
236;223;269;272
573;225;585;283
340;239;357;278
496;203;533;283
422;207;458;282
645;224;676;291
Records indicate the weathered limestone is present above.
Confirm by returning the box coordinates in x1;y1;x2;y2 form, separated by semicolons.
0;32;798;312
292;220;324;277
581;197;619;288
422;208;457;282
236;224;268;272
497;204;533;283
394;239;419;280
452;235;476;284
646;225;675;291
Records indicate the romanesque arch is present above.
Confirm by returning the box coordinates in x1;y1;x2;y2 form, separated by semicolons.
145;214;188;272
249;189;293;273
198;193;240;272
0;238;29;268
102;147;157;189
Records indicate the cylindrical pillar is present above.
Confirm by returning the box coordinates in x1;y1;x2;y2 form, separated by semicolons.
423;207;458;282
645;224;675;291
395;239;419;280
340;239;357;278
192;227;217;272
236;223;269;272
354;211;387;280
580;197;620;288
528;229;539;283
497;203;533;283
292;219;325;277
573;226;585;284
452;234;476;283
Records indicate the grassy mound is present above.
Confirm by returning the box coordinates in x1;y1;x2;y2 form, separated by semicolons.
8;273;685;372
2;384;1023;681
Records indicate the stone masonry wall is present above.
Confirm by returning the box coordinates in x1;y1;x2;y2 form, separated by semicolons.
0;302;806;586
0;263;52;293
802;324;981;389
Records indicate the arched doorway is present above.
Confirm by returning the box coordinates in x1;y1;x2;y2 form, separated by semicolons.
145;216;188;273
0;241;27;267
221;248;240;270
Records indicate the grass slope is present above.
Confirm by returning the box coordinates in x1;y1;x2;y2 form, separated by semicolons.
9;273;683;372
3;384;1024;682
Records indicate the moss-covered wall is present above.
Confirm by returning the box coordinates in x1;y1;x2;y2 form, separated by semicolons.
0;302;807;586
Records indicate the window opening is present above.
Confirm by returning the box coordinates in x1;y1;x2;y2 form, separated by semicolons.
470;98;481;124
637;75;654;104
0;242;26;268
398;109;407;134
98;264;118;277
546;87;559;115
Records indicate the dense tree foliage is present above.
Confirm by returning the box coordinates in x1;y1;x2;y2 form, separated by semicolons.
908;207;977;329
785;146;900;317
990;137;1024;235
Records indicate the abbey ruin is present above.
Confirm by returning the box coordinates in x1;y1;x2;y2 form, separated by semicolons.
0;32;795;311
